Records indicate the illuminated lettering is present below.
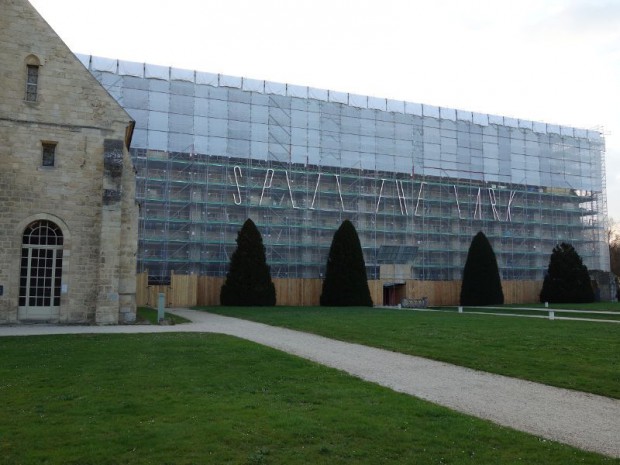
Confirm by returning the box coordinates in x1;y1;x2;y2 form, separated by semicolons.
488;188;501;221
259;169;274;206
505;190;517;222
335;175;347;212
396;180;407;215
310;173;321;210
414;182;426;216
376;179;386;213
226;167;519;223
233;166;243;205
453;185;464;219
285;171;300;209
473;188;482;220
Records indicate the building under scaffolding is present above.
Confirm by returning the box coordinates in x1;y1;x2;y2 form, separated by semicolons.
82;55;609;283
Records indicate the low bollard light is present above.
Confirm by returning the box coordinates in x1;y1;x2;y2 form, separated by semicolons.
158;292;165;322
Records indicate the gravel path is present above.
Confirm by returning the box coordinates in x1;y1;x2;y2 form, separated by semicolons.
1;308;618;458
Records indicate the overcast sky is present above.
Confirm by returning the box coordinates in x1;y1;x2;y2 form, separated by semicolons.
30;0;620;220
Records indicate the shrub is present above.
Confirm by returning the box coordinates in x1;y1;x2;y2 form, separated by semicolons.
540;243;594;304
220;218;276;306
460;231;504;306
320;220;373;306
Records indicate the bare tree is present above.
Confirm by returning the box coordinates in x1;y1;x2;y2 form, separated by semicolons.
607;217;620;278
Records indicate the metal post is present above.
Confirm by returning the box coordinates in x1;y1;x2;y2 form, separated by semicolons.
158;293;165;322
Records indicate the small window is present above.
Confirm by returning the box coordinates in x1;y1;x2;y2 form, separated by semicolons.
42;142;56;167
25;65;39;102
24;55;41;102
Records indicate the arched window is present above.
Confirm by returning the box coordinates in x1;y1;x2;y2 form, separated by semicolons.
19;220;63;309
24;55;41;102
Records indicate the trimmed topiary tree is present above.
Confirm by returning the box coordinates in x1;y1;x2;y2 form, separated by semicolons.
540;242;594;304
460;231;504;306
220;218;276;306
320;219;373;307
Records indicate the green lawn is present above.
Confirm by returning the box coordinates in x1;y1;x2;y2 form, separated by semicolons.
0;333;617;465
136;306;191;325
201;306;620;399
436;305;620;321
491;302;620;312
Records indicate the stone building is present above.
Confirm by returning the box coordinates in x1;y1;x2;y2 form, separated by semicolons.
0;0;138;323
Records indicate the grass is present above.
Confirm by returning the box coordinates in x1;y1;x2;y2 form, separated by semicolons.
136;306;191;325
0;333;617;465
491;302;620;312
201;306;620;399
436;305;620;321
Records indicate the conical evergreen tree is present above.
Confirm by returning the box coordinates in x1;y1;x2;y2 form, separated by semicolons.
320;220;373;306
460;231;504;306
220;218;276;306
540;242;594;303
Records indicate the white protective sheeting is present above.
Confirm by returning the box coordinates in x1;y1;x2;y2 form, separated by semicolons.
457;110;473;122
219;75;242;88
533;122;547;134
242;78;264;92
404;102;423;116
368;96;386;111
440;107;456;121
360;153;375;170
488;114;504;125
291;145;307;165
547;124;561;134
518;119;533;131
287;84;308;98
472;112;488;126
504;117;518;128
423;105;440;118
574;128;587;139
328;91;348;104
91;56;117;73
145;63;170;80
131;128;147;148
561;126;574;137
308;87;328;101
118;60;144;77
195;72;219;86
171;67;194;82
587;130;602;141
147;130;168;151
75;53;90;69
349;94;367;108
387;99;405;114
264;81;286;96
193;135;209;154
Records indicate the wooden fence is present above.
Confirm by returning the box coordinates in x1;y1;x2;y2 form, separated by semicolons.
136;272;541;308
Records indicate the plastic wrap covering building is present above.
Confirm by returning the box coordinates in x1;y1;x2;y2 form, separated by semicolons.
81;55;609;283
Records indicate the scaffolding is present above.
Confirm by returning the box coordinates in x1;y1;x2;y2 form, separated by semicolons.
83;55;609;282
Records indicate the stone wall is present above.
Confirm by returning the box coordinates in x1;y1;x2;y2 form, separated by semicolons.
0;0;137;324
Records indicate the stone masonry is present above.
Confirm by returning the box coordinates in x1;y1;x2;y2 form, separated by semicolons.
0;0;138;323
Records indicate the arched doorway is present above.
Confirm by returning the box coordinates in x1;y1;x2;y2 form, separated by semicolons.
18;220;63;321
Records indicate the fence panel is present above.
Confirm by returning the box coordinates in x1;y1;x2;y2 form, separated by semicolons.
136;272;149;306
197;277;225;306
137;274;543;308
170;272;198;307
503;280;541;304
